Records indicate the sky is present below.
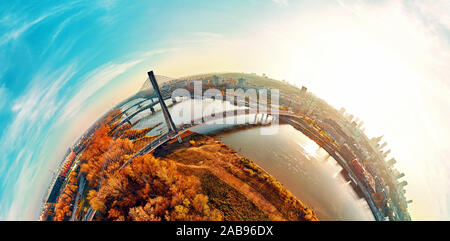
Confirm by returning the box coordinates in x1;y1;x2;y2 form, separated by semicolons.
0;0;449;220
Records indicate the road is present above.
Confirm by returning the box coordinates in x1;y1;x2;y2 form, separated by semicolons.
103;94;385;221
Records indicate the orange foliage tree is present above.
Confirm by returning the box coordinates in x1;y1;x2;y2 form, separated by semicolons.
118;122;162;140
76;109;221;221
89;153;222;221
80;123;113;187
54;171;78;221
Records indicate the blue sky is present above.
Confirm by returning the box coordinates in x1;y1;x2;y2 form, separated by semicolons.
0;0;449;220
0;0;287;220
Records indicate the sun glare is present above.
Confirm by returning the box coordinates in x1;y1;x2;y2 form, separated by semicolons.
301;140;320;157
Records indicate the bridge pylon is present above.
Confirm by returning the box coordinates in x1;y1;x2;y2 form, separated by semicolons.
148;70;182;143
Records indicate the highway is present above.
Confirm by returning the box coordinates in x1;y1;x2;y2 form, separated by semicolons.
70;175;86;221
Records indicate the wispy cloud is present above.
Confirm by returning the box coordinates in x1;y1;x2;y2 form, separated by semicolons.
142;48;178;57
0;42;176;219
51;10;86;43
0;4;77;47
272;0;289;6
4;66;77;147
409;0;450;30
95;0;120;25
0;65;77;220
97;0;118;10
56;47;179;126
192;32;223;39
0;13;51;46
55;59;143;125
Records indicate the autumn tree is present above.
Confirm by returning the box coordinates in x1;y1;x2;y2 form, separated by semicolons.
75;109;222;221
90;153;222;221
80;124;113;187
54;171;78;221
118;122;162;140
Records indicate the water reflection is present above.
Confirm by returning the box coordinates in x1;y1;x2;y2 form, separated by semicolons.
122;98;374;220
207;125;374;220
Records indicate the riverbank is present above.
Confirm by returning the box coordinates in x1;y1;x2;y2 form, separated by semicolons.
155;131;318;221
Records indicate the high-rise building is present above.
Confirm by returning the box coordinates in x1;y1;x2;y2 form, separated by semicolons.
395;172;405;179
357;121;364;129
387;158;396;167
238;77;246;87
371;135;383;145
300;86;307;96
213;75;220;85
349;114;354;122
398;180;408;188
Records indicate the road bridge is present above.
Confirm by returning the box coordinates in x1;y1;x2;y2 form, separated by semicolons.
85;70;384;221
118;108;276;171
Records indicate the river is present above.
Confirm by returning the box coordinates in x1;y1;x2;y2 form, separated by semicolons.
123;98;375;220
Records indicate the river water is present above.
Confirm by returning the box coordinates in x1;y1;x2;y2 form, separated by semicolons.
123;98;375;220
206;124;375;220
